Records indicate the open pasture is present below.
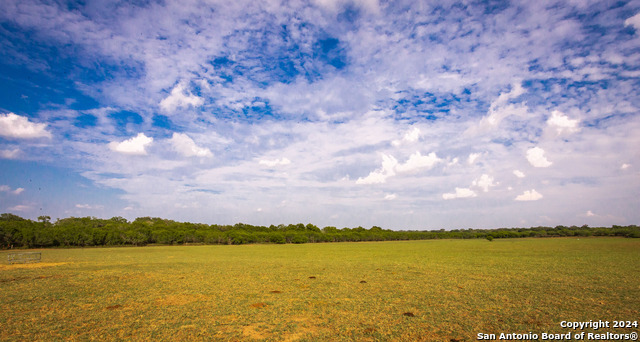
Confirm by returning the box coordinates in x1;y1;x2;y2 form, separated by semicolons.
1;238;639;341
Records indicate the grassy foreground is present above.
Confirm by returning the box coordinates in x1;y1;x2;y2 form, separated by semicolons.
1;238;638;341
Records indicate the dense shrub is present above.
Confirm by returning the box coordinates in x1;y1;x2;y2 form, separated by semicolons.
0;214;638;249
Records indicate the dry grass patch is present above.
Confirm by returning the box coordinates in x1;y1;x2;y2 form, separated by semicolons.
242;323;271;340
0;262;68;270
155;294;208;306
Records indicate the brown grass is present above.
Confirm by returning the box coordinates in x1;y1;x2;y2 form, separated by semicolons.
0;262;68;270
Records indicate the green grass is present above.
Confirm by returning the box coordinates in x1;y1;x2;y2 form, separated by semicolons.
1;238;639;341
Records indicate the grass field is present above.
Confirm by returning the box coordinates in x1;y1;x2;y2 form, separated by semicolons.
1;238;639;341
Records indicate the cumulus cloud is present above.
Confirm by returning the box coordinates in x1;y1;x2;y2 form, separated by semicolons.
526;147;552;168
259;157;291;167
356;154;397;184
0;113;52;139
108;133;153;155
384;193;397;200
468;153;481;165
515;189;543;201
621;163;631;170
513;170;525;178
169;133;212;157
357;151;441;184
472;174;496;192
159;83;204;113
443;187;477;200
396;152;441;173
547;110;579;134
391;127;420;146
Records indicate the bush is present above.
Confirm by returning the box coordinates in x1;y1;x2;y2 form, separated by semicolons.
269;233;286;244
287;232;309;244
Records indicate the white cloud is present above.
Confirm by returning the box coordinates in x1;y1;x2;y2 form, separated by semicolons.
526;147;552;168
396;151;441;173
159;83;204;113
384;193;397;200
357;151;441;184
515;189;543;201
75;204;104;209
472;174;496;192
0;185;24;195
586;210;595;217
0;148;20;159
466;83;528;136
0;113;52;139
313;0;380;14
403;127;420;143
443;187;477;200
482;103;528;128
356;154;397;184
621;163;631;170
625;13;640;31
468;153;481;165
492;83;526;109
547;110;579;134
8;205;30;212
392;126;420;146
169;133;212;157
259;157;291;167
108;133;153;155
513;170;525;178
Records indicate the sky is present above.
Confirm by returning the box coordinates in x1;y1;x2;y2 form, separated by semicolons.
0;0;639;230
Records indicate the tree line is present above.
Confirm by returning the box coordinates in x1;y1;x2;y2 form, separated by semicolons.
1;213;638;249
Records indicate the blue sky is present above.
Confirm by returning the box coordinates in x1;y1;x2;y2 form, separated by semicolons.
1;0;639;229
